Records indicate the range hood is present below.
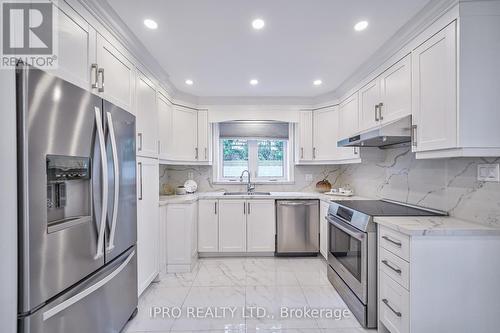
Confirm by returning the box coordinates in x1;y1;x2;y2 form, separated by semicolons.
338;116;412;148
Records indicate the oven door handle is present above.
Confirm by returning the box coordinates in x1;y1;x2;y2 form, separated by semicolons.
326;216;365;241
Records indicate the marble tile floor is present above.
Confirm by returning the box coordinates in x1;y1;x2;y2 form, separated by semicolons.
123;257;376;333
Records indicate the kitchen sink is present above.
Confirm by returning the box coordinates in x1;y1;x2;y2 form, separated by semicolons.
223;192;271;196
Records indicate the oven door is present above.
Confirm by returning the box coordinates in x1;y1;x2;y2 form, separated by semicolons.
327;215;367;303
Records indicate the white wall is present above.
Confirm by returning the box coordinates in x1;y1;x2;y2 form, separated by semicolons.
0;69;18;332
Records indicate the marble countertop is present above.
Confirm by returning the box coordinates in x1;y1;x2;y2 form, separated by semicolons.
159;191;368;205
374;216;500;237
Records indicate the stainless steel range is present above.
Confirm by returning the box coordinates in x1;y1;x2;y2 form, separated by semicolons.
326;199;445;328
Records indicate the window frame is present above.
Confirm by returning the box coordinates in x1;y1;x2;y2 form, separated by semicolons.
213;124;295;184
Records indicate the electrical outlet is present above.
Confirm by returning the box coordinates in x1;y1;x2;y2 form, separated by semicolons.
477;164;499;182
187;172;194;180
305;174;313;181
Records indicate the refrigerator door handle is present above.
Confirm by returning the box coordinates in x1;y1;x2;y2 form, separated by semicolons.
106;111;120;252
94;107;108;260
42;250;135;321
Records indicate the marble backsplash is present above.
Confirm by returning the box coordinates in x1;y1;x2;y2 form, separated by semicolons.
160;147;500;227
159;163;344;194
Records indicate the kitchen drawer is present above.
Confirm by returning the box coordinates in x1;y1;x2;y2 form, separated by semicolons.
379;226;410;262
379;247;410;290
380;271;410;333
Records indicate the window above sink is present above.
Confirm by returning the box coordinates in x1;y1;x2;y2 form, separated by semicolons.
213;121;294;184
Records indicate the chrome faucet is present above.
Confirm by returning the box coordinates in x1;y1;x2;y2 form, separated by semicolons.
240;170;255;193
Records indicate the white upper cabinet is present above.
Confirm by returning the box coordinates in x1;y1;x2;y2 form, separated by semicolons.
95;34;135;112
359;55;411;134
380;55;412;124
135;73;158;158
218;200;247;252
49;1;96;90
197;110;210;162
246;200;275;252
157;92;173;161
313;108;337;161
339;92;360;140
198;200;219;253
170;106;198;162
412;22;457;153
297;108;359;164
157;104;211;164
297;111;313;162
359;78;381;131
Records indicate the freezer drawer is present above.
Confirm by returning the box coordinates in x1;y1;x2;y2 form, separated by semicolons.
276;200;319;255
18;247;137;333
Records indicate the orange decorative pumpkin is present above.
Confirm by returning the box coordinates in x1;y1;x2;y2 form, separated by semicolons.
316;178;332;192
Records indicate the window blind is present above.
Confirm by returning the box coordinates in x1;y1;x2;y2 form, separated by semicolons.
219;121;289;139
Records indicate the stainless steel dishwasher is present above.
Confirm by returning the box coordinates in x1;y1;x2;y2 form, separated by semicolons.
276;200;319;256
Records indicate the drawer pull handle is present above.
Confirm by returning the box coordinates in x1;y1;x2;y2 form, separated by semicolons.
382;235;402;247
382;298;402;317
382;260;402;275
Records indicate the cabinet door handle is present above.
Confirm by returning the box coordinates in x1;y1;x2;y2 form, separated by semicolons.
195;147;199;159
411;124;417;148
382;260;402;274
382;235;402;247
374;104;379;122
243;202;246;214
247;202;250;214
214;202;217;215
382;299;402;317
138;162;143;201
378;102;384;120
138;133;143;151
300;147;304;159
91;64;98;89
97;68;105;93
313;147;316;159
354;147;358;155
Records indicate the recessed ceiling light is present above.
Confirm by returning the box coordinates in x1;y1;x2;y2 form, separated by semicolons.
252;18;265;30
354;20;369;32
185;79;194;86
144;19;158;30
313;79;323;86
250;79;259;86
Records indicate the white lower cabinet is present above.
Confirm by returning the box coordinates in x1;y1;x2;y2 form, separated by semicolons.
319;201;329;259
380;271;410;333
199;199;276;254
163;202;198;272
377;225;500;333
246;200;276;252
136;157;159;296
218;200;247;252
198;200;219;252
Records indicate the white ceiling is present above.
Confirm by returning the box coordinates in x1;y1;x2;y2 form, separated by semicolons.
107;0;430;97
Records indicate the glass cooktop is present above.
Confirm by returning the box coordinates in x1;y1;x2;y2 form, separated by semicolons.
332;200;445;217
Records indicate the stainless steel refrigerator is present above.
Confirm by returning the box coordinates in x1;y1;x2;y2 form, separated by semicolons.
16;63;138;333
